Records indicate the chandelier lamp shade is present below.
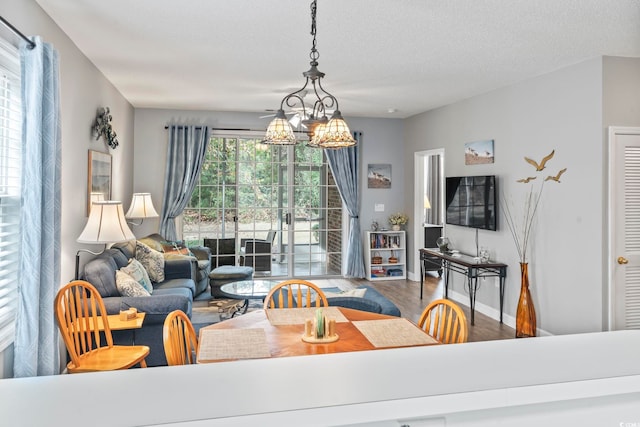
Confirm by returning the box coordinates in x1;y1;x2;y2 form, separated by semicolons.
125;192;159;225
262;0;356;149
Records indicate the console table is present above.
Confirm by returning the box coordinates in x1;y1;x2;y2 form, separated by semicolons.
419;248;507;325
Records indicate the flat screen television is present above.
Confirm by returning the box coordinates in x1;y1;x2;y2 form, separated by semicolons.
445;175;497;231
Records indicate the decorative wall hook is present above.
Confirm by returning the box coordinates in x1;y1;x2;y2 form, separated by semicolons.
92;107;119;149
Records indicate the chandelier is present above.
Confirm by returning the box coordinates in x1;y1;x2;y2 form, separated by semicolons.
262;0;356;149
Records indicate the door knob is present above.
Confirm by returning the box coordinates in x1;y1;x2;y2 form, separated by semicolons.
618;256;629;265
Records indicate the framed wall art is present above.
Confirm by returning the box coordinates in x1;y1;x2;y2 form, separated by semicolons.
464;139;494;165
87;150;112;215
367;164;391;189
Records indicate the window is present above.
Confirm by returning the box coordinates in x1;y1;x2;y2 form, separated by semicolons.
183;132;342;277
0;38;21;352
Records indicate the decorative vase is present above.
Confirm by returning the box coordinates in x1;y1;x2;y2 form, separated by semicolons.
392;224;401;231
516;262;537;338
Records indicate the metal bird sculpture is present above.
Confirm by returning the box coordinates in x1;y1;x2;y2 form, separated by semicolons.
545;168;567;182
524;149;555;171
517;177;537;183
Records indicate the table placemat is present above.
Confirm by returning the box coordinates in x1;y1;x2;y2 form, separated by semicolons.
352;318;438;348
197;328;271;362
266;307;348;325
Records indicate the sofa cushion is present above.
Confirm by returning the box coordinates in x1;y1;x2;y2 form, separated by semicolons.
358;284;401;317
153;277;196;296
120;258;153;294
326;296;383;314
83;253;119;297
135;240;165;282
115;270;151;297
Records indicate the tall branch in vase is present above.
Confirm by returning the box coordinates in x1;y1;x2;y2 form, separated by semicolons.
502;149;567;338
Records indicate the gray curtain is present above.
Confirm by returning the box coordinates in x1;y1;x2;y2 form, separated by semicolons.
325;132;365;278
160;125;210;240
426;154;442;225
14;36;61;377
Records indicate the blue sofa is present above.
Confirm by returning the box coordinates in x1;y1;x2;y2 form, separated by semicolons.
326;284;401;317
82;240;197;366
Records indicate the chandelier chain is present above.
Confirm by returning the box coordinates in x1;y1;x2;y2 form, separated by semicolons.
309;0;319;63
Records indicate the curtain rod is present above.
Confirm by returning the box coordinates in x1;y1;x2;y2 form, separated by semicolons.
163;125;308;135
0;16;35;50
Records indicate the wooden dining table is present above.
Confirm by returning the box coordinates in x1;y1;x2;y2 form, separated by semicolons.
197;307;439;363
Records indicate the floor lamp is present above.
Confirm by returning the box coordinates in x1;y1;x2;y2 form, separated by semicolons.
75;200;135;280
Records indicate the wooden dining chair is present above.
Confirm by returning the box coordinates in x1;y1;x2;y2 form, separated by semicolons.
54;280;149;373
417;298;468;344
263;279;329;309
163;310;198;366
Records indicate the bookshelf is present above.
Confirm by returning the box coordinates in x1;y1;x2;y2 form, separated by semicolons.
364;231;406;281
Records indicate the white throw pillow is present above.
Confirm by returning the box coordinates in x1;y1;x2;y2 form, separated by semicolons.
135;240;165;283
120;258;153;294
324;288;367;299
115;270;151;297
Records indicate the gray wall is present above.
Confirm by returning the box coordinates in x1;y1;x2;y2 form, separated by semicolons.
405;57;640;336
1;0;134;378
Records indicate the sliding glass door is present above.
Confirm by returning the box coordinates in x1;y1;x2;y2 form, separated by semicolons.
182;133;342;278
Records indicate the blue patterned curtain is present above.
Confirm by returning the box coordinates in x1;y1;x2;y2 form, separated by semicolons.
160;125;210;240
14;37;61;377
325;132;365;278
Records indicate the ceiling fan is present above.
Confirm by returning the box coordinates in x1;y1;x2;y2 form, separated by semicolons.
260;108;311;128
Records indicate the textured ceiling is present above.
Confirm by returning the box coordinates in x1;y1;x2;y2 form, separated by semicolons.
35;0;640;119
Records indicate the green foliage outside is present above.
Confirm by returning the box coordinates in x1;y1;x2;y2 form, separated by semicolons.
184;137;327;227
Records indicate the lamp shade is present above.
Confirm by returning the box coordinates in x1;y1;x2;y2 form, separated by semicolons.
316;111;356;148
307;121;327;147
77;201;135;244
262;109;297;145
90;192;105;204
126;192;159;219
424;196;431;209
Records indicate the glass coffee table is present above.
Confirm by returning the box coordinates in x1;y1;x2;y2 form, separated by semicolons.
220;279;281;316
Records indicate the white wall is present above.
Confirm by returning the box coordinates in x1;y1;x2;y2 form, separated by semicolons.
133;109;404;241
404;58;604;336
1;0;134;378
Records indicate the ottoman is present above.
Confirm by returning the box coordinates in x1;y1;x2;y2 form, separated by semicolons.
209;265;254;298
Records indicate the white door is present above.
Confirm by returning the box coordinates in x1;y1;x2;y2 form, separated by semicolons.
609;126;640;330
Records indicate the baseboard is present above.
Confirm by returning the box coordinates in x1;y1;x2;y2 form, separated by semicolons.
447;289;552;336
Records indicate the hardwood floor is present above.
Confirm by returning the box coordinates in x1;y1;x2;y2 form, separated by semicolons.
315;273;515;342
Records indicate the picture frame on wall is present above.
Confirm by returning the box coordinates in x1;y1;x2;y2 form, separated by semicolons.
87;150;112;215
368;164;392;189
464;139;495;165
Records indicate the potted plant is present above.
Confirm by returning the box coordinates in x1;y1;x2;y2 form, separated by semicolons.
388;212;408;231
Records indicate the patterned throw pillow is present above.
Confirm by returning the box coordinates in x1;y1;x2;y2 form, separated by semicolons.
120;258;153;294
115;270;151;297
135;240;165;283
161;241;192;257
